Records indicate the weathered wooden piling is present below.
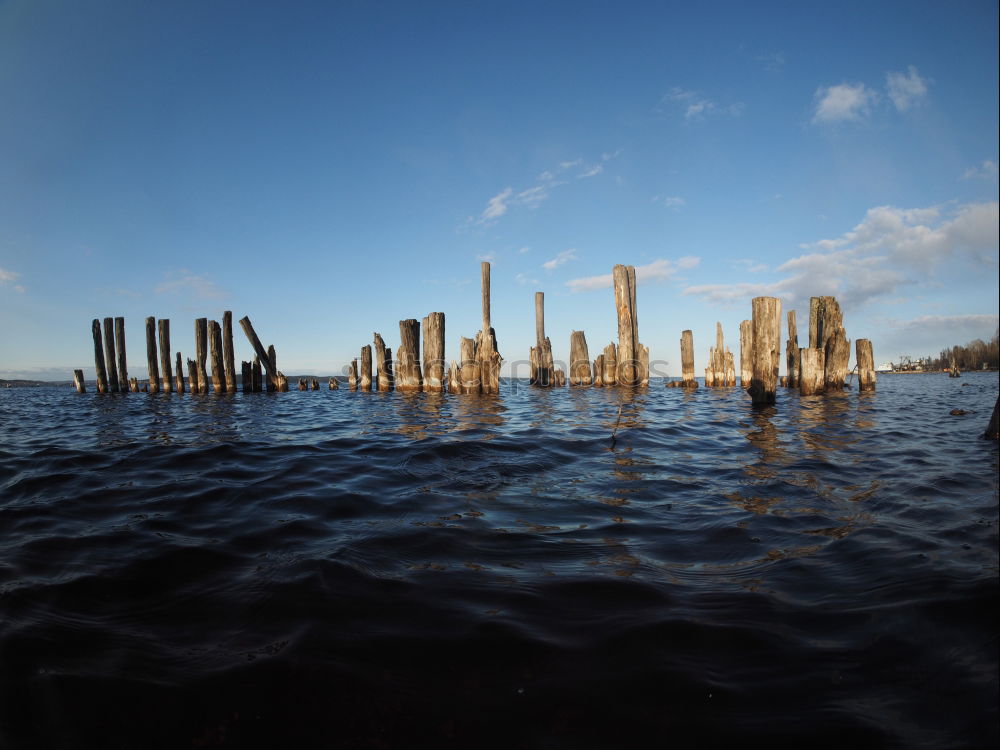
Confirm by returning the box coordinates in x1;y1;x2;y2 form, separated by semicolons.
739;319;752;387
209;321;225;393
251;357;263;392
705;323;735;387
422;313;445;392
102;318;120;393
396;319;423;392
298;378;307;391
241;362;252;393
73;369;86;393
785;311;800;388
311;378;319;391
329;376;339;390
530;292;555;386
553;368;566;387
602;343;618;386
275;373;288;391
799;347;824;395
114;317;128;389
593;355;605;387
679;330;697;387
129;377;138;392
145;317;160;394
157;319;173;393
267;345;278;392
459;336;481;394
476;262;501;394
373;333;394;391
824;327;850;391
195;318;209;394
612;265;643;386
222;311;236;393
448;360;461;393
569;330;592;386
748;297;781;406
238;316;278;393
348;359;359;391
360;345;373;391
175;352;185;393
856;339;876;392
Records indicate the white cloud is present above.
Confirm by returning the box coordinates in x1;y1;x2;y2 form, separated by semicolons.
683;201;999;310
812;82;878;124
542;249;578;270
578;165;603;179
735;259;769;273
962;160;999;181
664;87;743;121
891;314;999;333
886;66;928;111
654;195;686;210
559;159;582;170
757;51;786;72
155;271;226;300
0;267;19;283
566;256;700;293
518;246;531;254
515;272;539;286
481;188;513;221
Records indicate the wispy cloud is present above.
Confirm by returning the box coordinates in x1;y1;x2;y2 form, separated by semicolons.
567;256;699;293
683;201;999;310
481;188;513;221
578;164;603;179
0;267;25;293
812;82;878;124
757;51;786;72
477;252;496;263
664;87;744;121
962;160;998;181
155;271;226;301
886;65;929;111
734;259;769;273
890;313;999;333
515;272;539;286
542;249;578;271
518;246;531;254
653;195;686;210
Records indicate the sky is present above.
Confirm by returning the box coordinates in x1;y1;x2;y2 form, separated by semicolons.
1;0;997;381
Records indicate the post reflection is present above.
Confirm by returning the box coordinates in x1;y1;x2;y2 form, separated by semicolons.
451;392;506;436
392;391;447;440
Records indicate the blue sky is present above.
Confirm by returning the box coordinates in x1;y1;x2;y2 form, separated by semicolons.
1;0;997;380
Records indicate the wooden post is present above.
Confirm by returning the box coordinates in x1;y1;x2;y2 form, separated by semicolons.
251;357;263;392
739;320;752;387
569;331;592;386
824;327;850;391
242;362;251;393
276;372;288;392
856;339;876;392
175;352;185;393
396;319;422;391
238;316;278;392
553;368;566;387
786;311;799;388
422;312;445;392
593;355;604;387
209;321;225;393
298;378;307;391
267;345;278;392
748;297;781;406
724;350;735;387
114;317;128;389
102;318;120;393
982;396;999;440
602;343;618;386
73;369;86;393
477;262;501;394
311;378;319;391
195;318;209;394
329;376;339;390
530;292;555;387
129;377;138;392
799;348;824;396
157;319;172;393
360;345;373;391
348;359;359;391
145;317;160;394
613;265;639;385
460;336;481;394
373;333;394;391
448;359;461;393
680;330;696;387
222;311;236;393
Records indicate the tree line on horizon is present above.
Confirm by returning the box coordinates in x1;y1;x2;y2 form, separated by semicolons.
931;329;999;371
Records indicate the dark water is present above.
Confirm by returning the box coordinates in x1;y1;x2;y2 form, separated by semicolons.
1;374;997;749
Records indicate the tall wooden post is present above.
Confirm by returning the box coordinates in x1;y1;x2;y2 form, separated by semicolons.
222;311;236;393
73;369;86;393
856;339;876;392
460;336;481;394
569;331;592;386
477;262;501;394
209;321;225;393
195;318;209;394
602;343;618;386
374;333;394;391
531;291;554;386
102;318;120;393
238;316;278;392
267;345;279;392
680;330;696;387
786;311;800;388
360;345;373;391
739;320;752;387
157;319;172;393
145;317;160;394
114;317;129;390
422;312;445;392
396;319;422;392
187;359;199;394
748;297;781;406
593;355;604;387
613;265;639;385
799;348;824;395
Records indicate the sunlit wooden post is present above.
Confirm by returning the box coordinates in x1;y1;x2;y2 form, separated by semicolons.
175;352;185;393
73;369;86;393
799;348;824;396
680;330;697;388
102;318;120;393
569;330;592;386
114;317;129;390
856;339;876;392
476;262;501;393
785;311;800;388
739;320;752;387
748;297;781;406
396;319;422;392
824;327;850;391
195;318;209;394
157;319;172;393
360;344;373;392
374;333;394;391
222;311;236;392
613;265;639;385
422;312;445;392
